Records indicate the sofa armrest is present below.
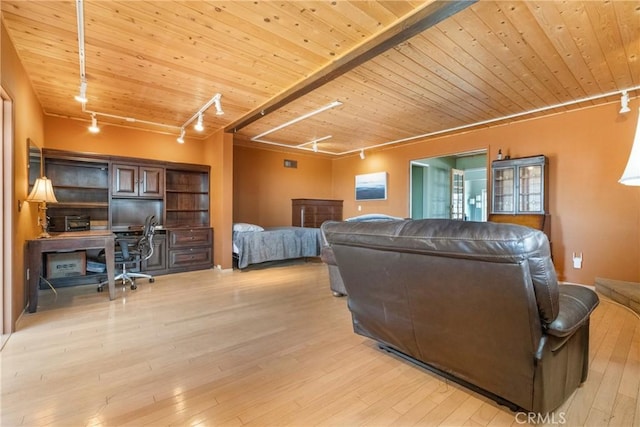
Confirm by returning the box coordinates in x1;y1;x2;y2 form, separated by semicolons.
320;245;337;265
546;284;599;338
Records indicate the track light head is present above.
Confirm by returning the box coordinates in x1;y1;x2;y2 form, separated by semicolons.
194;113;204;132
312;141;318;152
177;128;185;144
360;149;365;160
620;90;631;114
214;97;224;116
75;80;87;103
88;113;100;133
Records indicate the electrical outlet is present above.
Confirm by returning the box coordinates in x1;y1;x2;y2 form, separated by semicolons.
572;252;583;269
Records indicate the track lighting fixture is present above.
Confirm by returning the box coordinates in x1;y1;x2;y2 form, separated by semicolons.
360;149;365;160
88;113;100;133
194;113;204;132
252;101;342;141
620;90;631;114
302;136;332;153
177;128;185;144
176;93;224;141
214;97;224;116
75;80;87;103
74;1;221;144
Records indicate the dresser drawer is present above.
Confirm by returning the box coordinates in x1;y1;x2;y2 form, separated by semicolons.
168;247;212;269
292;199;343;227
169;228;212;248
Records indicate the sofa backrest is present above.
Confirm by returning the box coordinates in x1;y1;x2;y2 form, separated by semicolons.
322;219;559;323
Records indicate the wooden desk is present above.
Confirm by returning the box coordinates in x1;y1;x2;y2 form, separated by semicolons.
27;230;116;313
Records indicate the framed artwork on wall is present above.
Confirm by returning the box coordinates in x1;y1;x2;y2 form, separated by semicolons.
355;171;387;201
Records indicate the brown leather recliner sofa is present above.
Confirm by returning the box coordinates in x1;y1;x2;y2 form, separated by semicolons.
321;218;599;414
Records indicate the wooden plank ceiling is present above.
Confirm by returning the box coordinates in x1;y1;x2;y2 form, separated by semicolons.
2;1;639;156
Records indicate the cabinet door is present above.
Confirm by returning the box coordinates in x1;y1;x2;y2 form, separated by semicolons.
518;164;544;213
139;166;164;198
112;164;164;198
112;163;139;196
142;234;167;271
492;167;515;213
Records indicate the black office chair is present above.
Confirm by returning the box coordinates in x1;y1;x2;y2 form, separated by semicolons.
98;215;157;292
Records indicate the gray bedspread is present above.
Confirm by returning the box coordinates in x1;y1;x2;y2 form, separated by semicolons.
233;226;322;269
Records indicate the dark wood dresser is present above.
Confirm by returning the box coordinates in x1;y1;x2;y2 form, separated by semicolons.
292;199;343;228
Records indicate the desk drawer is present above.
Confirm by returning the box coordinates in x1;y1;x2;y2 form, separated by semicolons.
168;247;212;269
169;228;212;248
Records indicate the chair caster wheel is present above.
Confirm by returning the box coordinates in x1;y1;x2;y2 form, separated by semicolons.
131;284;137;290
149;278;155;283
97;287;104;293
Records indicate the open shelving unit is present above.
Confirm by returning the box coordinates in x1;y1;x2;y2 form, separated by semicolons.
165;167;210;228
45;155;110;228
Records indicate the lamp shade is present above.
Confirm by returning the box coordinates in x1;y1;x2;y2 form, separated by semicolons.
619;108;640;186
26;176;58;203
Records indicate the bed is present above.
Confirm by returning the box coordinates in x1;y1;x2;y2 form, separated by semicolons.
232;223;323;269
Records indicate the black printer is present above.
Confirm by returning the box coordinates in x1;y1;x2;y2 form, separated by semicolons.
49;215;90;232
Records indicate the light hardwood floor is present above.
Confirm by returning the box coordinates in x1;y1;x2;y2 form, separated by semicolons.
1;261;638;426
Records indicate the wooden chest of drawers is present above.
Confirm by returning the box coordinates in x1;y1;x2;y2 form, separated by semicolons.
168;228;213;271
292;199;343;228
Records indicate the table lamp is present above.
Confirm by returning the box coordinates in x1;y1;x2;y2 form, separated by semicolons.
26;176;58;238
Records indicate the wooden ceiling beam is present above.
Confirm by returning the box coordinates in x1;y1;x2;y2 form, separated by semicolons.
224;0;477;133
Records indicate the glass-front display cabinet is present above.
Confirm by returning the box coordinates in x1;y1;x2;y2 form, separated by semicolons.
491;155;548;214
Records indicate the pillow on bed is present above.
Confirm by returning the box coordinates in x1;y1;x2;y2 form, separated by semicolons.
345;213;404;222
233;223;264;232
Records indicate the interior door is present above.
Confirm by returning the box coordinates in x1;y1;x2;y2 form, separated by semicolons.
450;168;465;220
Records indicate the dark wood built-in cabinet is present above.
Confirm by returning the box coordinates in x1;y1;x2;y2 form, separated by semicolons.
111;163;164;198
42;149;213;285
292;198;343;228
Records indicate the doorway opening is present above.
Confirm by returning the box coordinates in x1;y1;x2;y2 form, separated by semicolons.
1;86;14;343
410;150;487;221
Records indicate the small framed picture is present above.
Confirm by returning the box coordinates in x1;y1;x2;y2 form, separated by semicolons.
355;172;387;201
